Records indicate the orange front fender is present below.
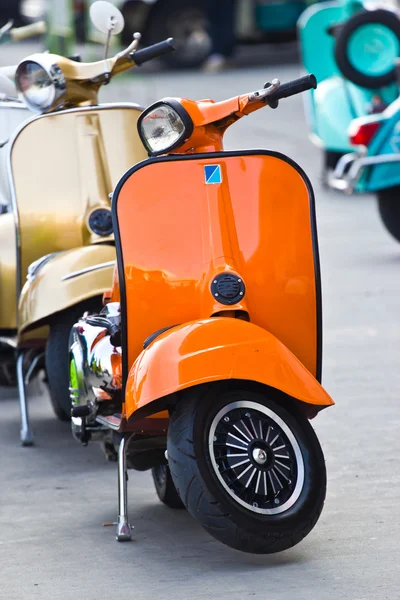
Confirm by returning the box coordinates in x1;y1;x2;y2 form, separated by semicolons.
124;318;333;420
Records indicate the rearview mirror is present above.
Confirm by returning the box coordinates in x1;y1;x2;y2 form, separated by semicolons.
89;1;125;36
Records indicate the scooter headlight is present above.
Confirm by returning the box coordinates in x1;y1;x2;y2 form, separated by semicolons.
138;100;193;156
15;55;66;113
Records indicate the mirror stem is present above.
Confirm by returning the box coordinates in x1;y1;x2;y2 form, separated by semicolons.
104;28;112;60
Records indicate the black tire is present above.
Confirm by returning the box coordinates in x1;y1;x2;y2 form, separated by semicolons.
168;386;326;554
378;187;400;243
45;298;100;421
144;0;210;69
334;10;400;89
151;464;185;509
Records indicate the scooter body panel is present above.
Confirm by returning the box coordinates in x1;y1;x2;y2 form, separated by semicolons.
299;0;398;152
298;1;343;85
312;76;397;152
9;104;145;299
113;151;323;413
358;101;400;192
0;103;29;210
18;244;115;335
125;318;334;421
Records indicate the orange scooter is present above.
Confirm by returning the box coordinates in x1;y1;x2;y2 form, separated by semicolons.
69;74;334;554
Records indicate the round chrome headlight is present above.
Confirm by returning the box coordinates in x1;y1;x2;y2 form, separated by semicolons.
138;99;193;156
15;55;66;113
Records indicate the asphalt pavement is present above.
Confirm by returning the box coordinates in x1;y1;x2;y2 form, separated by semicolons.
1;45;400;600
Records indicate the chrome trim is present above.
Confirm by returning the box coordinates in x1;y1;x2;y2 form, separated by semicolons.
27;252;59;283
334;152;360;179
61;260;116;281
7;103;140;319
16;54;67;113
96;414;122;431
0;335;17;349
0;101;24;109
24;351;44;384
117;435;134;541
17;351;34;446
331;152;400;192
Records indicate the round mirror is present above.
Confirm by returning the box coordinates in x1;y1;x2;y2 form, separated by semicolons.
90;1;125;36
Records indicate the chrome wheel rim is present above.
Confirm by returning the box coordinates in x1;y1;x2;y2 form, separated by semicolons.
208;400;305;515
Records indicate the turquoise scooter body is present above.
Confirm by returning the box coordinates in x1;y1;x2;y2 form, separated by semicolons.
298;0;400;167
330;81;400;242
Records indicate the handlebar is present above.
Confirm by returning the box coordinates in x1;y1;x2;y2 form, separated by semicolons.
267;74;317;109
133;38;176;66
9;21;46;41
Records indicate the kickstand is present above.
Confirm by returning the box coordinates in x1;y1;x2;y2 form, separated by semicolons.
16;350;34;447
116;435;134;541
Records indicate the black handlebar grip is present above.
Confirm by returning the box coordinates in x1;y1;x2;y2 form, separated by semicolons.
133;38;176;66
268;74;317;109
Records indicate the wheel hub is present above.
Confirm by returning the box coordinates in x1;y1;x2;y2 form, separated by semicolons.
208;400;305;515
252;447;267;465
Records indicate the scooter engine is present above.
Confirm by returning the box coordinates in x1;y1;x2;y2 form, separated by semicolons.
68;302;122;444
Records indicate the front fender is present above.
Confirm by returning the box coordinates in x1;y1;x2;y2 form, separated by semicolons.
18;245;115;334
125;318;334;420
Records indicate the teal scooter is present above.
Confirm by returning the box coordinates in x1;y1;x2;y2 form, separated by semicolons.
298;0;400;180
331;59;400;243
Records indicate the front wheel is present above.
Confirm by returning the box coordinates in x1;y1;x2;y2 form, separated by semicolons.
377;187;400;243
168;387;326;554
45;299;100;421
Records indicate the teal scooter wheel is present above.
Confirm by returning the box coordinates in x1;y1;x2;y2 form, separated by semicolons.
335;9;400;89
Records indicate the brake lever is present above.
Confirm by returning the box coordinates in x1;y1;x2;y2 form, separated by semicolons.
115;32;141;59
248;79;280;102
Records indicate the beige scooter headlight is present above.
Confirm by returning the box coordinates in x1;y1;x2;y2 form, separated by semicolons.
15;55;66;113
138;99;193;156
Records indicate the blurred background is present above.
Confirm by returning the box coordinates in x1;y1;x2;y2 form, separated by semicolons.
0;0;335;69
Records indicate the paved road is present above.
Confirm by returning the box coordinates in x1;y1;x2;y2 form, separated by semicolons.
1;54;400;600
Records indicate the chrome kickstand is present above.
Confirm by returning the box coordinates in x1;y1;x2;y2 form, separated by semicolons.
16;351;34;446
116;436;133;541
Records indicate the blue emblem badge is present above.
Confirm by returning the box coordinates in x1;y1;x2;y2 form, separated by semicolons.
204;164;222;184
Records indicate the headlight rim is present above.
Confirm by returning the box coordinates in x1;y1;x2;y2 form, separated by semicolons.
15;54;67;114
137;98;194;157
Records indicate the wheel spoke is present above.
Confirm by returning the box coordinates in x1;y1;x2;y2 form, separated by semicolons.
227;432;248;446
248;418;258;439
236;463;253;480
258;419;263;439
275;459;290;470
270;433;279;446
221;453;248;458
245;467;257;488
268;471;277;495
265;425;272;443
255;469;262;494
274;444;286;451
263;471;268;495
240;420;255;440
274;464;291;482
274;453;290;460
232;424;251;443
230;458;251;470
226;442;250;451
271;468;283;490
